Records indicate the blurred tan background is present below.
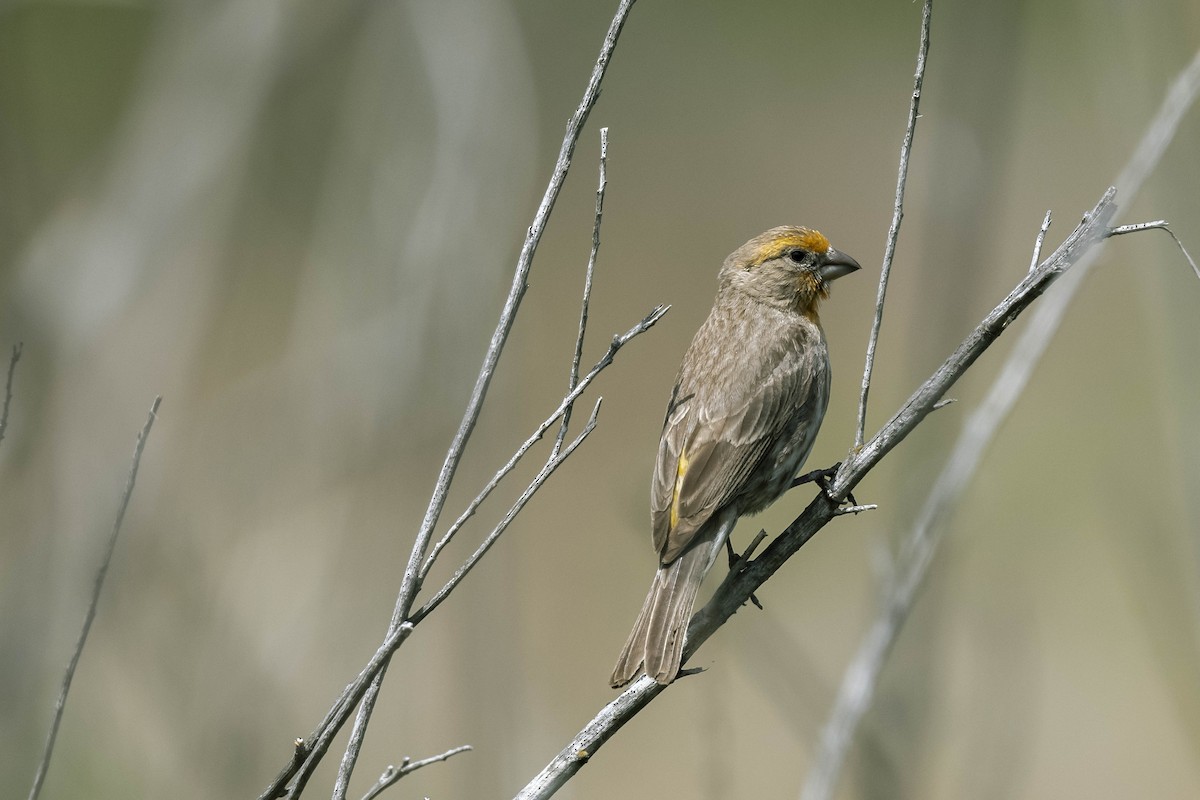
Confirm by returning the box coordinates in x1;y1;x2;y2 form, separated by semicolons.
2;1;1199;798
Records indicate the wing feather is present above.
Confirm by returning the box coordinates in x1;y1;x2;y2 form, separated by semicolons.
651;329;817;563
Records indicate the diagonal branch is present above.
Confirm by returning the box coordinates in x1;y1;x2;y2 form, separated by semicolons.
517;20;1200;800
261;8;643;796
28;396;162;800
554;127;609;457
420;130;616;584
388;0;635;652
265;311;665;800
832;189;1115;499
417;304;667;603
514;179;1165;798
413;398;603;624
799;46;1200;800
854;0;932;449
320;312;662;799
420;305;667;581
334;411;601;800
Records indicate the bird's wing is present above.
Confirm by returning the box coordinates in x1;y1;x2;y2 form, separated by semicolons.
650;350;813;564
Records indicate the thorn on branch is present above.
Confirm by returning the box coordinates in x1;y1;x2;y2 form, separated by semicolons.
1030;210;1052;273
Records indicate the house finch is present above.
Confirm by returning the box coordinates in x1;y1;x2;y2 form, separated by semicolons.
610;226;859;688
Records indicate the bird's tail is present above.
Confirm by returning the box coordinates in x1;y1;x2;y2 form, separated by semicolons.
609;542;711;688
610;510;737;688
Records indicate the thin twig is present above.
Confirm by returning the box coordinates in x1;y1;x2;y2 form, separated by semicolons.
555;127;609;457
308;4;640;798
1109;221;1200;282
854;0;933;450
28;396;162;800
285;308;664;800
420;303;667;583
1108;219;1167;235
730;531;768;575
272;622;416;800
831;188;1117;501
0;342;22;447
799;47;1200;800
833;503;878;517
1029;210;1052;272
388;0;635;634
359;745;472;800
335;404;601;798
413;399;602;623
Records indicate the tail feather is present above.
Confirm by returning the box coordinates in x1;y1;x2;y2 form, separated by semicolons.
641;544;709;683
610;512;734;688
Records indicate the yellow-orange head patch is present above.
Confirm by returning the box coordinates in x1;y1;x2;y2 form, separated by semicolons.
745;228;830;268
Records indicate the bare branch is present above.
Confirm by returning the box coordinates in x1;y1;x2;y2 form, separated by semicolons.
281;4;641;798
515;676;666;799
417;303;666;585
555;127;609;456
800;47;1200;800
517;21;1200;800
334;405;605;798
384;0;634;648
28;396;162;800
412;399;602;624
514;187;1122;800
358;745;472;800
855;0;933;449
0;342;22;447
833;189;1116;500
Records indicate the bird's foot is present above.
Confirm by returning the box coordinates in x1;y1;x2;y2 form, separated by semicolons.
792;462;857;507
724;533;765;610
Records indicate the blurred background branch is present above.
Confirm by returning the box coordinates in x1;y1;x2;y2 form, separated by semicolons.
28;396;161;800
801;47;1200;800
0;343;20;446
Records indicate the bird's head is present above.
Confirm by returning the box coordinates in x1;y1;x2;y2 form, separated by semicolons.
720;226;860;319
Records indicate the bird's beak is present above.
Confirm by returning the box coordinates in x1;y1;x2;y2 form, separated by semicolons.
817;247;861;282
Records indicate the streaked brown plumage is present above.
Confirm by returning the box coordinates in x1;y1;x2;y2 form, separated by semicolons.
610;226;859;688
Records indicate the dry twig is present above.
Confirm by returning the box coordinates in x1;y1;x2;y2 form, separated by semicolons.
855;0;932;449
261;4;643;797
28;397;162;800
358;745;472;800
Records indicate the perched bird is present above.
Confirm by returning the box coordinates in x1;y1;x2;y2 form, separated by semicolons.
610;226;859;688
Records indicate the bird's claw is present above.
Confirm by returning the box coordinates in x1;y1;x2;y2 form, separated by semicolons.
792;462;858;507
724;534;765;610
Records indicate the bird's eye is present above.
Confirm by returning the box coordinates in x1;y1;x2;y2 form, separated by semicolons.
787;249;807;264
